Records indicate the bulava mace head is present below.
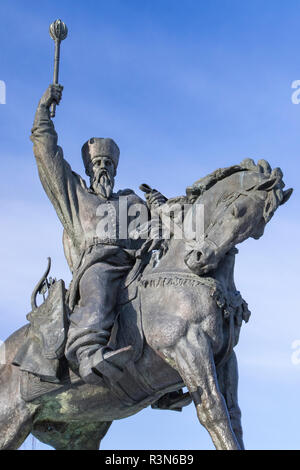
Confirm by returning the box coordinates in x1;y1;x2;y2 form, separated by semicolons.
49;19;68;41
81;138;120;176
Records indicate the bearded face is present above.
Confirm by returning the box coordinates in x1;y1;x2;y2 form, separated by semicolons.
89;157;115;199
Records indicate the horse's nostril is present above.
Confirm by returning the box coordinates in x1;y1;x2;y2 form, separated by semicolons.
196;251;202;262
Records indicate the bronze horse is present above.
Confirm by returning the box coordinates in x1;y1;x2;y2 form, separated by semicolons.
0;159;292;450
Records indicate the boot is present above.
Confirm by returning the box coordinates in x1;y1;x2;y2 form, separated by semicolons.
78;344;134;385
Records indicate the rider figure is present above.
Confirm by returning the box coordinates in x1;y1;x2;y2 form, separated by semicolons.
30;84;167;384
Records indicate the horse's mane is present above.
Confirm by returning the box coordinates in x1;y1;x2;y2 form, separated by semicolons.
185;164;244;202
154;158;292;256
165;159;264;208
165;157;291;209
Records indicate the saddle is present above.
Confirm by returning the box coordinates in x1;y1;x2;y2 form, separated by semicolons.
12;254;147;397
13;279;68;383
13;265;143;371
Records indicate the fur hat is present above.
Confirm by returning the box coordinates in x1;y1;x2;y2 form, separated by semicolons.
81;137;120;175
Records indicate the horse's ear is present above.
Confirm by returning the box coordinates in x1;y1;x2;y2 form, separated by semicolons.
186;186;201;199
256;177;277;191
280;188;293;205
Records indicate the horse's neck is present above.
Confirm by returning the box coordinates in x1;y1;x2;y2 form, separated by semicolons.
212;248;237;292
195;178;230;228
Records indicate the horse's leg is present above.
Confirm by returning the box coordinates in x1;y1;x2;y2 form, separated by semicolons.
32;420;112;450
165;324;240;450
217;351;244;449
0;364;37;449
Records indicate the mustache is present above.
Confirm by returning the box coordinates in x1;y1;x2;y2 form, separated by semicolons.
93;169;110;184
91;168;115;198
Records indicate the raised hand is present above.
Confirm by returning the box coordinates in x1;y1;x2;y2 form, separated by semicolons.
145;191;167;208
39;84;63;109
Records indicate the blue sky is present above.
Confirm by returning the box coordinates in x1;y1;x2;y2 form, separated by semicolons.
0;0;299;450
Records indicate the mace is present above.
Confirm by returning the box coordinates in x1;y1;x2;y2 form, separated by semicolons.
49;19;68;117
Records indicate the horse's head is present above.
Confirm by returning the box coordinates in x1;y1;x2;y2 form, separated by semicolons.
184;159;293;275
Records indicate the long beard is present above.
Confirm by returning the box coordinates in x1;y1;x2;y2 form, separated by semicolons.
92;171;114;199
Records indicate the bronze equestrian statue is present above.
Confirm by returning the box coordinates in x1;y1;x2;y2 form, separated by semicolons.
0;81;292;450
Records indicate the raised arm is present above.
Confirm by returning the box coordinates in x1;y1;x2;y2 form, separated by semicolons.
30;85;83;245
31;84;63;160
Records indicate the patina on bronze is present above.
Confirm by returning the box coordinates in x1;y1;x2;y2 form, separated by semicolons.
0;22;293;451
